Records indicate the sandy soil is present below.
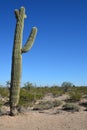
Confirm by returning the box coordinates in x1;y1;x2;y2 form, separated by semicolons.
0;111;87;130
0;94;87;130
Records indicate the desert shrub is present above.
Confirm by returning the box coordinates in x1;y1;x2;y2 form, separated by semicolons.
49;86;64;97
0;100;4;107
0;106;9;116
76;87;87;95
69;91;82;102
22;84;65;99
0;87;9;98
79;101;87;107
53;100;62;107
18;89;43;107
69;86;87;96
33;101;53;110
33;100;62;110
23;82;34;91
62;103;80;112
50;90;64;97
0;107;5;116
61;82;74;93
19;93;35;107
34;93;43;100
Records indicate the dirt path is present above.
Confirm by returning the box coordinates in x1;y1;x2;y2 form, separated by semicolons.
0;110;87;130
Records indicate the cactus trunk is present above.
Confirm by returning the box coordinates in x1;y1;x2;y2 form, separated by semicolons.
10;7;37;116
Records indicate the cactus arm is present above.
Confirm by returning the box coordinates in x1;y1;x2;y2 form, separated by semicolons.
14;9;19;19
22;27;37;53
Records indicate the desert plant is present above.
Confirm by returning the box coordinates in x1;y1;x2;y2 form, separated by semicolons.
10;7;37;116
79;101;87;107
18;93;35;107
0;100;4;107
33;100;62;110
49;86;64;97
53;100;62;107
61;82;74;92
33;101;54;110
18;88;43;107
23;82;34;91
69;91;82;102
62;103;80;112
0;87;9;98
0;107;5;116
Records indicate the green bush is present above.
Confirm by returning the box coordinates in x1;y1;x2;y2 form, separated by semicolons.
0;88;9;97
69;91;82;102
22;84;64;98
49;86;64;97
75;87;87;95
61;82;74;92
62;103;80;112
18;89;43;107
53;100;62;107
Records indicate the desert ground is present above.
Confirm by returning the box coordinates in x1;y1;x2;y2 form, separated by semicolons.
0;94;87;130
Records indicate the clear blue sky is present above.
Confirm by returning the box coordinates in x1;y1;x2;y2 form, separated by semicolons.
0;0;87;86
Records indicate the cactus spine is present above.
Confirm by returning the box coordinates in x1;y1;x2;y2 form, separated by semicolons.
10;7;37;116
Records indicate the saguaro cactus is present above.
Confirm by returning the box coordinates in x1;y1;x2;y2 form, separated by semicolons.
10;7;37;116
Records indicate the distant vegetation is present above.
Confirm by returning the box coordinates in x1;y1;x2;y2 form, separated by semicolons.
0;82;87;108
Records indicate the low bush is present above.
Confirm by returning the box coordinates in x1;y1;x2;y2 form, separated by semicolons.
33;100;62;110
0;88;9;98
0;100;4;107
33;101;53;110
69;91;82;102
79;101;87;107
62;103;80;112
18;89;43;107
53;100;62;107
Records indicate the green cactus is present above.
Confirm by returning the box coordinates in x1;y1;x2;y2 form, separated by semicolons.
10;7;37;116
